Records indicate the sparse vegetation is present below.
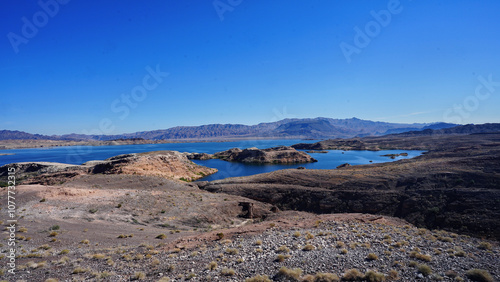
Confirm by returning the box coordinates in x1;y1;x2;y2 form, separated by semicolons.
302;244;315;251
409;251;432;261
277;245;290;253
245;275;271;282
278;267;303;281
155;233;167;239
225;248;239;255
221;267;236;276
478;242;492;250
364;270;385;282
417;264;432;276
466;269;494;282
313;272;340;281
275;254;290;262
366;253;379;261
72;267;87;274
132;271;146;280
342;269;364;281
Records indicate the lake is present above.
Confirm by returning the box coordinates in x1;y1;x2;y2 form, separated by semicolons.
0;139;424;181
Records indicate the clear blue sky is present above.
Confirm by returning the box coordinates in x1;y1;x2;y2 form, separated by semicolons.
1;0;499;135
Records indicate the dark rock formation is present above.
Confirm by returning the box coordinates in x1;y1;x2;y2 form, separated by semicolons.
184;152;213;160
336;163;351;169
238;202;254;219
213;146;317;164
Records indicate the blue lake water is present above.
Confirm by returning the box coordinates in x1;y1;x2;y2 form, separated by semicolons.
0;139;424;181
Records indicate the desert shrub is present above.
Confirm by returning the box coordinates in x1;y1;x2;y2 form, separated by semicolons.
340;248;348;254
50;225;60;230
366;253;379;261
387;269;399;280
39;244;51;250
303;244;315;251
445;270;458;278
216;232;224;240
417;264;432;276
305;232;315;240
156;234;167;239
245;275;271;282
255;239;263;245
342;269;364;281
275;254;290;262
313;272;340;281
277;245;290;253
293;231;301;237
72;267;87;274
466;269;494;282
132;272;146;280
59;249;69;255
92;253;106;260
221;267;236;276
438;236;453;243
225;248;238;255
80;239;90;244
478;242;492;250
409;251;432;262
207;261;217;270
364;270;385;282
335;241;345;248
45;279;58;282
278;267;303;281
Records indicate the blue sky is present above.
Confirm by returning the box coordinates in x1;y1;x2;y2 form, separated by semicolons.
1;0;499;135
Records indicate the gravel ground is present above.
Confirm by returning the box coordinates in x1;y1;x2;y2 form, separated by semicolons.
5;218;498;281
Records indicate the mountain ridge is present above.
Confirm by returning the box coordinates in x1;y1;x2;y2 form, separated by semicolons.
0;117;459;141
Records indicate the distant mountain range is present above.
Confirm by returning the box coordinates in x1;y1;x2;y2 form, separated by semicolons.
0;117;490;141
394;123;500;136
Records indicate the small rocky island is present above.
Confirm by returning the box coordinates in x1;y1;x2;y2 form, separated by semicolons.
380;152;409;159
186;146;318;164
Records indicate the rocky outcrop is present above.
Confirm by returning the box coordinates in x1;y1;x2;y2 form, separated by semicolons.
336;163;351;169
0;151;217;184
88;151;217;181
213;146;317;164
